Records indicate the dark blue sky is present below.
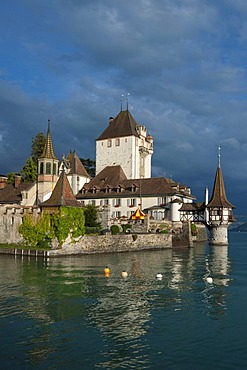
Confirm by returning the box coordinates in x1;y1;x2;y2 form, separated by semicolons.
0;0;247;213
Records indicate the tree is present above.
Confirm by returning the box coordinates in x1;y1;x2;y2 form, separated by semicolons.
20;157;38;182
31;132;46;163
7;172;18;184
84;204;100;227
80;158;96;177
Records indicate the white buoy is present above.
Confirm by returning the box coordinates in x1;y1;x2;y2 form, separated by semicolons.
206;276;213;284
121;271;128;278
156;273;163;280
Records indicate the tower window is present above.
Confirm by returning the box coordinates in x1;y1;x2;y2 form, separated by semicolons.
40;162;44;174
107;140;112;147
115;138;120;146
53;163;57;175
46;162;51;174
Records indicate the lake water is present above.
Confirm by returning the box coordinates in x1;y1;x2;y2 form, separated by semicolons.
1;232;247;369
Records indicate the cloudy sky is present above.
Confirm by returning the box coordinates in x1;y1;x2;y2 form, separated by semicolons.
1;0;247;213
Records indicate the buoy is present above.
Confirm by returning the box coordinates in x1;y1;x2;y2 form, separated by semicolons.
156;273;163;280
104;267;110;275
121;271;128;278
206;276;213;284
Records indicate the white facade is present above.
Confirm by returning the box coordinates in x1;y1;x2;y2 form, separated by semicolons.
96;113;153;179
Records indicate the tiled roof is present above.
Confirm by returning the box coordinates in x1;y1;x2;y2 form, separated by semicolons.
67;151;90;177
39;120;58;160
76;165;195;200
207;166;235;209
0;182;35;204
96;110;140;140
41;170;82;207
179;202;205;211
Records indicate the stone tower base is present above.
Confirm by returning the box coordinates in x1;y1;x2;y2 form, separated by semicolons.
209;223;228;246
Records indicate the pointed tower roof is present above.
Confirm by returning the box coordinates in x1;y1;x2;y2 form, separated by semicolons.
207;147;235;209
41;170;81;207
96;110;140;140
40;119;58;160
67;151;90;177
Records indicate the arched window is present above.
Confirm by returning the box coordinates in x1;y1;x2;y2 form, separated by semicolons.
40;162;44;174
53;163;57;175
46;162;51;174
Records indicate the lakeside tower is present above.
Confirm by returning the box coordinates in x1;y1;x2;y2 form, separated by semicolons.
206;147;235;245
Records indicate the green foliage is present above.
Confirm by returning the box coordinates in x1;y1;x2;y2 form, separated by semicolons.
160;229;169;234
19;207;85;247
110;225;120;235
122;224;132;233
7;172;18;184
19;212;53;248
85;226;101;235
84;204;100;227
51;207;85;245
20;157;38;182
32;132;46;162
80;158;96;177
132;234;138;241
191;223;197;233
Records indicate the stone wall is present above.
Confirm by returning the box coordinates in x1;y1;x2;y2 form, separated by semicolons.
48;233;172;256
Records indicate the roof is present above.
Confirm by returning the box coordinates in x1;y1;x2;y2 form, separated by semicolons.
41;170;82;208
39;120;58;160
179;202;205;211
76;165;196;200
96;110;140;140
66;151;90;177
131;207;145;220
207;166;235;209
0;182;35;204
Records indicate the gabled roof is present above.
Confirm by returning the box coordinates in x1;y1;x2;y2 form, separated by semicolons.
96;110;140;140
77;165;196;200
66;151;90;177
41;170;81;208
207;166;235;209
179;202;205;211
0;183;35;204
39;120;58;160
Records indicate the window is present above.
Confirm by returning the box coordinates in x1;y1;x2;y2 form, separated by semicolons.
46;162;51;174
128;199;136;207
113;211;121;218
115;138;120;146
114;199;121;207
107;140;112;147
40;162;44;174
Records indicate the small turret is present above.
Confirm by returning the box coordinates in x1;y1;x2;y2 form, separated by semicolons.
206;146;235;245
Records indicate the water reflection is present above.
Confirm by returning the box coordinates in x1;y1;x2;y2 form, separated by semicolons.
0;244;232;369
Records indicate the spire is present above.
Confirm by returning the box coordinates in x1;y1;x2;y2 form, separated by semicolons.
207;148;235;209
40;119;58;160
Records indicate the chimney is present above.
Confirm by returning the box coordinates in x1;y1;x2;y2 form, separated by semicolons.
15;175;22;188
109;117;114;125
0;175;8;190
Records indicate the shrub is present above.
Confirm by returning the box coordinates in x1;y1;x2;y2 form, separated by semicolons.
132;234;138;241
110;225;120;235
85;226;101;235
122;224;132;233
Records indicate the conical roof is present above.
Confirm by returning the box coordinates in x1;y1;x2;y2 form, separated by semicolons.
41;170;81;207
40;120;58;160
67;151;90;177
96;110;140;140
207;166;235;209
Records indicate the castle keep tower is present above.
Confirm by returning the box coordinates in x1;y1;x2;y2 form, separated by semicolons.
37;120;59;203
206;147;235;245
96;109;153;179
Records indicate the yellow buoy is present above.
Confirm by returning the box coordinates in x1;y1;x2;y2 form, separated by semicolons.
121;271;128;278
104;267;110;275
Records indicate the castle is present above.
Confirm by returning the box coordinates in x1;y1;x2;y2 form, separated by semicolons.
0;105;235;246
